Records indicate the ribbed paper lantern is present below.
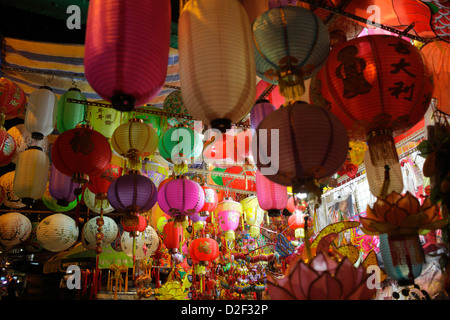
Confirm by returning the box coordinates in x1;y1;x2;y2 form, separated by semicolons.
241;196;265;238
134;106;169;138
253;101;349;194
48;163;81;207
43;184;79;212
120;225;159;260
288;212;305;239
84;188;114;214
122;214;148;235
310;35;433;167
84;0;171;111
255;170;287;217
189;237;220;265
88;163;123;200
36;213;79;252
141;158;168;188
0;77;26;120
0;212;32;249
7;124;49;164
364;149;404;198
107;171;158;214
162;90;194;128
178;0;256;131
111;118;159;166
158;126;203;165
0;126;17;167
157;177;205;222
13;146;49;202
163;221;184;253
25;86;57;140
252;6;330;101
85;101;122;139
216;197;243;241
0;171;25;209
83;215;118;248
379;233;425;286
57;88;87;133
51;124;112;183
250;100;276;132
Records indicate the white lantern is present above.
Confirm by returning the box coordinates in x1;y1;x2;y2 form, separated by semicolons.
25;86;58;140
13;146;49;202
83;215;118;248
0;212;32;249
7;124;50;164
83;188;114;214
36;213;79;252
120;225;159;260
0;171;25;209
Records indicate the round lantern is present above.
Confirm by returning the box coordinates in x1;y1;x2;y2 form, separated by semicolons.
141;158;168;188
241;196;265;238
25;86;58;140
0;171;25;209
85;100;122;139
13;146;50;203
51;124;112;183
0;125;17;167
120;225;159;260
222;166;256;191
255;170;288;217
288;212;305;239
57;87;87;133
189;212;208;233
250;100;276;132
310;35;434;167
84;188;115;214
36;213;79;252
122;214;148;236
0;77;27;120
253;101;349;194
84;0;171;111
252;6;330;101
178;0;256;132
199;185;218;217
364;149;404;198
163;221;184;253
379;233;425;286
158;126;203;165
189;237;220;265
0;212;32;249
7;124;49;164
134;106;169;138
107;171;158;214
83;215;118;248
88;162;123;200
48;163;81;207
43;184;79;212
287;195;307;213
216;197;243;242
111;118;159;166
162;90;194;128
157;177;205;222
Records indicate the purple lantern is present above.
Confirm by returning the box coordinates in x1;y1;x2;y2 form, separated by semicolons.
256;170;288;217
250;100;276;132
157;176;205;223
107;170;158;214
49;163;81;207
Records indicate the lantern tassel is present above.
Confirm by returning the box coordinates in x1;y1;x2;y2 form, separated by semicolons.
380;165;391;198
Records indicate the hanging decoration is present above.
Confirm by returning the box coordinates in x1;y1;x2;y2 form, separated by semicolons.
241;195;265;238
255;170;288;217
86;101;122;139
83;216;118;249
0;171;25;209
48;163;81;207
57;87;87;134
133;106;169;138
7;124;50;164
0;212;32;250
120;225;159;260
216;197;243;244
88;162;123;201
36;213;79;252
25;86;58;140
84;188;115;214
162;90;194;128
141;158;168;188
0;115;17;167
42;184;79;212
0;77;27;120
163;221;184;254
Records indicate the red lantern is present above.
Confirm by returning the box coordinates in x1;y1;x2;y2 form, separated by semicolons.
288;213;305;230
84;0;171;111
287;196;307;213
222;166;256;191
0;127;16;167
200;185;218;216
88;164;123;200
0;77;26;119
163;221;184;253
122;214;148;235
51;124;112;183
189;237;220;265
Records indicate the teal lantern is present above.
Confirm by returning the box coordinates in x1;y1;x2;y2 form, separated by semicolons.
132;106;169;138
158;126;203;166
56;88;87;133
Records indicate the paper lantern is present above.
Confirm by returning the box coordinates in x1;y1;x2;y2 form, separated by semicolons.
133;106;169;138
88;163;123;200
288;212;305;239
216;197;243;241
241;196;265;238
222;166;256;191
42;184;79;212
7;124;49;164
86;101;122;139
0;77;26;120
162;90;194;128
51;124;112;183
57;88;87;133
287;195;307;213
83;215;118;248
120;225;159;260
111;118;159;166
189;212;208;233
200;185;218;216
252;6;330;101
255;80;285;109
107;171;158;214
178;0;256;131
141;158;168;188
253;101;349;194
122;214;148;235
84;0;171;111
310;35;433;166
255;170;287;217
36;213;79;252
0;126;17;167
158;126;203;165
250;100;276;132
25;86;58;140
84;188;114;214
210;167;225;186
48;163;81;207
13;146;49;202
189;237;220;265
0;171;25;209
364;149;404;198
0;212;32;249
163;221;184;253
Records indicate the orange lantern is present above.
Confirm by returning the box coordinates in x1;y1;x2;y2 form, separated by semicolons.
189;237;220;265
0;77;26;120
163;221;183;253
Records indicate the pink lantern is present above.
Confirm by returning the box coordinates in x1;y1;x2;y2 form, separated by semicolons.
84;0;171;111
216;197;243;242
256;170;288;217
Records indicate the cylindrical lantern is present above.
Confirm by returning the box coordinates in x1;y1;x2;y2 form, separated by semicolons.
86;101;122;139
241;196;265;238
364;149;404;198
158;126;203;165
189;237;220;265
13;146;49;202
0;171;25;209
51;124;112;183
84;0;171;111
163;221;184;253
252;6;330;101
48;163;81;207
111;118;159;166
255;170;288;217
120;225;159;260
379;233;425;286
7;124;49;164
88;162;123;200
0;212;32;249
141;158;168;188
57;88;87;133
157;177;205;222
178;0;256;131
107;171;158;214
84;188;115;214
36;213;79;252
310;35;433;166
216;197;243;242
83;215;118;248
199;185;218;217
0;77;27;120
25;86;58;140
253;101;349;194
0;125;17;167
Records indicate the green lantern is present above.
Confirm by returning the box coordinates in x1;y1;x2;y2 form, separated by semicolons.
132;105;169;138
56;88;87;133
211;167;225;186
162;90;194;128
86;100;123;139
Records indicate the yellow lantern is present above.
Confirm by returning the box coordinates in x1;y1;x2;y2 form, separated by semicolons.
86;100;123;139
240;196;264;238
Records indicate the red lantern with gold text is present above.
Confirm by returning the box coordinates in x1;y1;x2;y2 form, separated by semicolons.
122;214;147;236
163;221;183;253
189;237;220;265
88;163;123;200
310;35;433;167
0;77;26;120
